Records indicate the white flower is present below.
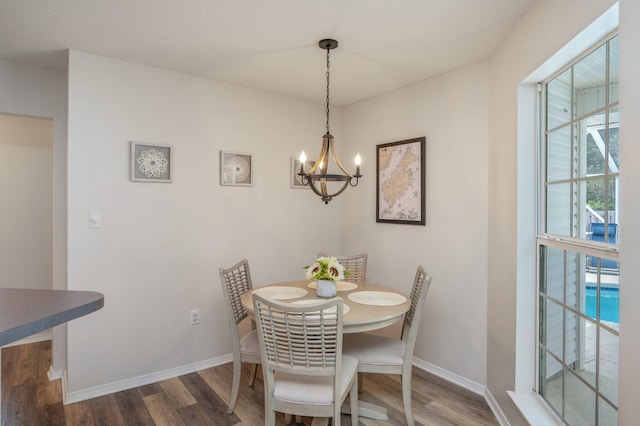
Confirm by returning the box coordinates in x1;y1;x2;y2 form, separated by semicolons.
327;259;345;281
304;256;348;281
306;262;322;280
136;148;168;178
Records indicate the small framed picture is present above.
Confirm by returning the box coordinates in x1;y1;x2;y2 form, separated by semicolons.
220;151;253;186
376;137;426;225
130;142;172;182
290;157;316;188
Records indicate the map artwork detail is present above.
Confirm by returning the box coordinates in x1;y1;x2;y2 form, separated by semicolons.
378;140;423;222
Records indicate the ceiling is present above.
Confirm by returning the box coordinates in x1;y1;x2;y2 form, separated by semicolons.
0;0;534;106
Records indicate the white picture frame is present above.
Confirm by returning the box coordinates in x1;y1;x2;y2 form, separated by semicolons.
220;151;253;186
130;142;173;183
290;157;316;188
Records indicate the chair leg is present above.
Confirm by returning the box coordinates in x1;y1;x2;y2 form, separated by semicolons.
402;367;414;426
266;409;276;426
350;374;359;426
248;363;258;386
227;358;241;414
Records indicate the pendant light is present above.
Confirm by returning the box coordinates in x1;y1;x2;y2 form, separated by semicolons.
297;39;362;204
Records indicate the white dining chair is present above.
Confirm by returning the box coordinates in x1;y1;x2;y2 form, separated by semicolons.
252;294;359;426
317;252;368;283
343;265;432;426
219;259;261;414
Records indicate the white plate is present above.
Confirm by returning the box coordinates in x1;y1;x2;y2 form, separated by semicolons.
290;298;350;314
347;291;407;306
253;286;308;300
307;281;358;291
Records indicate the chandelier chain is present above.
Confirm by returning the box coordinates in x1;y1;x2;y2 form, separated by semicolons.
326;45;330;134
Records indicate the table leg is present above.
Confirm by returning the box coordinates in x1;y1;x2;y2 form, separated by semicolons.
342;399;389;421
312;397;389;424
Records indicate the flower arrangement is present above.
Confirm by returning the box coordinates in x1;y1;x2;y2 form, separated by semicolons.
305;256;349;281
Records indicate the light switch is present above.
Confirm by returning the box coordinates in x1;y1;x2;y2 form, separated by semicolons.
89;211;101;229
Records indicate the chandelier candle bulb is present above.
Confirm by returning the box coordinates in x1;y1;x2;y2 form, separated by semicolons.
299;151;307;175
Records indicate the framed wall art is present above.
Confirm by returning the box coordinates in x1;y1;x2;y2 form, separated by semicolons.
376;136;426;225
130;142;172;182
220;151;253;186
290;157;316;188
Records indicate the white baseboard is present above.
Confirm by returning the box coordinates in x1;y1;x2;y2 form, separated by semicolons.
412;356;485;395
61;370;68;405
486;387;510;426
63;353;233;405
413;356;510;425
48;365;64;381
1;330;52;348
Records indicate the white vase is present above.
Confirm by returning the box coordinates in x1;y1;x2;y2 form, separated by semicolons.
316;279;337;298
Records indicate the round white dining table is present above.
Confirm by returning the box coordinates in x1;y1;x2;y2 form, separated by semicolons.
240;280;411;424
240;280;410;334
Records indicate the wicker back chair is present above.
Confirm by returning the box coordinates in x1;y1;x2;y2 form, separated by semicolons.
343;266;432;426
219;259;261;413
252;294;358;426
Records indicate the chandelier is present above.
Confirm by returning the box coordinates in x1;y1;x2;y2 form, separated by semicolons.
297;39;362;204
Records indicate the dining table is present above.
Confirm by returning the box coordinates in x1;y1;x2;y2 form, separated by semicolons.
240;279;410;424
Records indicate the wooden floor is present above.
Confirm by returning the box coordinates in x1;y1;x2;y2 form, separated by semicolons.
2;341;498;425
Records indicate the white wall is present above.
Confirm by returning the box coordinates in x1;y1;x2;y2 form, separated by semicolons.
341;62;490;387
0;58;69;376
65;50;343;393
0;114;53;290
486;0;640;424
617;0;640;423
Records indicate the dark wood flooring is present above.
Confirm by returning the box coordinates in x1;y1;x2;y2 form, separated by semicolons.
1;340;498;425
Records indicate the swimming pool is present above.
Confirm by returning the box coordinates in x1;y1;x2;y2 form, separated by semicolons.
586;286;619;323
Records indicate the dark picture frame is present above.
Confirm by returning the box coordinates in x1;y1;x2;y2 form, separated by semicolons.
376;137;426;225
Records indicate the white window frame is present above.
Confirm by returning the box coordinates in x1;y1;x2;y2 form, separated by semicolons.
535;31;620;425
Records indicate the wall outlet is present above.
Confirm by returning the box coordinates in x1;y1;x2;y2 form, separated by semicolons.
190;309;200;325
89;211;101;228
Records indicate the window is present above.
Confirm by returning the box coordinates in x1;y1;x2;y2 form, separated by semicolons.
537;33;619;425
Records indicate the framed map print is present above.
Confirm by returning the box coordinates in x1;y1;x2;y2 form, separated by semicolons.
376;137;425;225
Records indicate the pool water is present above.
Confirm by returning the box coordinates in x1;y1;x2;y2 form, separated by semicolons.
586;286;619;323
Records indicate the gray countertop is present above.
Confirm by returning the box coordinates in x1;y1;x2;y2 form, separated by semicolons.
0;288;104;346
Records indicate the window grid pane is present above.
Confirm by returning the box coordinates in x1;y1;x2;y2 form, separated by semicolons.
539;33;619;425
538;244;619;424
544;36;619;244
